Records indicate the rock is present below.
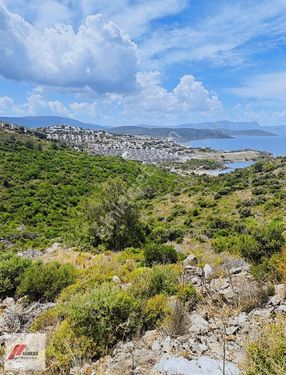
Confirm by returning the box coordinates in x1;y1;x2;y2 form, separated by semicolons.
269;295;281;306
1;297;15;308
143;330;159;347
152;340;162;352
189;314;209;334
230;267;243;275
162;336;173;353
112;275;121;284
203;264;213;279
229;312;248;326
276;304;286;313
154;355;240;375
183;254;198;266
46;242;61;253
209;278;230;292
226;326;239;335
191;276;202;286
17;249;42;259
275;284;285;300
184;265;203;277
220;287;235;302
188;340;208;354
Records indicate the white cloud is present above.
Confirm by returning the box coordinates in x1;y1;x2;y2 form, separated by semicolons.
0;96;16;114
140;0;286;68
0;3;138;93
0;73;222;123
120;72;222;122
0;94;70;117
70;101;97;118
230;72;286;103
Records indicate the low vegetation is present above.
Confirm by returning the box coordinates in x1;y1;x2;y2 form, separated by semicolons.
0;126;285;372
245;317;286;375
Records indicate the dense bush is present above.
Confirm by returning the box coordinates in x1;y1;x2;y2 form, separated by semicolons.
17;261;76;302
144;244;178;266
212;221;285;264
0;254;31;299
142;294;170;329
67;285;142;357
131;265;179;298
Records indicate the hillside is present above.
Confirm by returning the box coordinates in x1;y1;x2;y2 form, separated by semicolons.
0;126;285;374
0;126;178;249
0;116;104;130
109;126;233;140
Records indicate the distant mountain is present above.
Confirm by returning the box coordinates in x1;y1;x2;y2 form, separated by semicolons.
108;126;233;140
264;125;286;134
175;121;263;130
0;116;104;130
221;129;276;137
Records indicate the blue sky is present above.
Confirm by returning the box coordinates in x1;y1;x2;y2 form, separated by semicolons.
0;0;285;125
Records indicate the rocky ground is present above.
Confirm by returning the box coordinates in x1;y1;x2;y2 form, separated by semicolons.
82;256;285;375
0;246;285;375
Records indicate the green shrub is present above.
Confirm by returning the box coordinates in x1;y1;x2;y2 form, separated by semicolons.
0;254;31;299
144;244;178;266
148;265;178;297
67;285;142;357
143;294;170;329
131;265;179;298
47;320;95;369
177;284;200;308
246;318;286;375
17;261;76;302
253;221;285;260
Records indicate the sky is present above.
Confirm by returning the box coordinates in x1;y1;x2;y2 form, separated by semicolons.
0;0;285;126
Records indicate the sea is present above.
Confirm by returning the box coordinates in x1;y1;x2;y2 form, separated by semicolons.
184;134;286;174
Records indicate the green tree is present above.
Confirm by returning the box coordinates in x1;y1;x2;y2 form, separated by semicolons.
85;178;145;250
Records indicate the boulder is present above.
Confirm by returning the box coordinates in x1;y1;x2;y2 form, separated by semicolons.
183;254;198;266
189;314;209;334
203;264;213;279
274;284;285;300
143;330;160;347
154;355;240;375
46;242;61;254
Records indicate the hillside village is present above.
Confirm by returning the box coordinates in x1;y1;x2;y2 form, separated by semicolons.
42;125;265;175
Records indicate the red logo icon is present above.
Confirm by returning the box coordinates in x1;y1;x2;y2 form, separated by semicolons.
7;344;26;360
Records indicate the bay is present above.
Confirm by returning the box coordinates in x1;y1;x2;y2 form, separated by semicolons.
185;134;286;156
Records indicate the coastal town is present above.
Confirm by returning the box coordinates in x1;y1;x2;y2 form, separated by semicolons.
0;122;266;175
41;125;266;175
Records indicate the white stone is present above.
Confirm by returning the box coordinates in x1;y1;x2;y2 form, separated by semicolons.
46;242;61;253
162;336;173;353
275;284;285;300
2;297;15;308
226;326;239;335
189;314;209;334
269;295;281;306
152;340;162;352
112;275;121;284
203;264;213;279
183;254;198;266
155;355;240;375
